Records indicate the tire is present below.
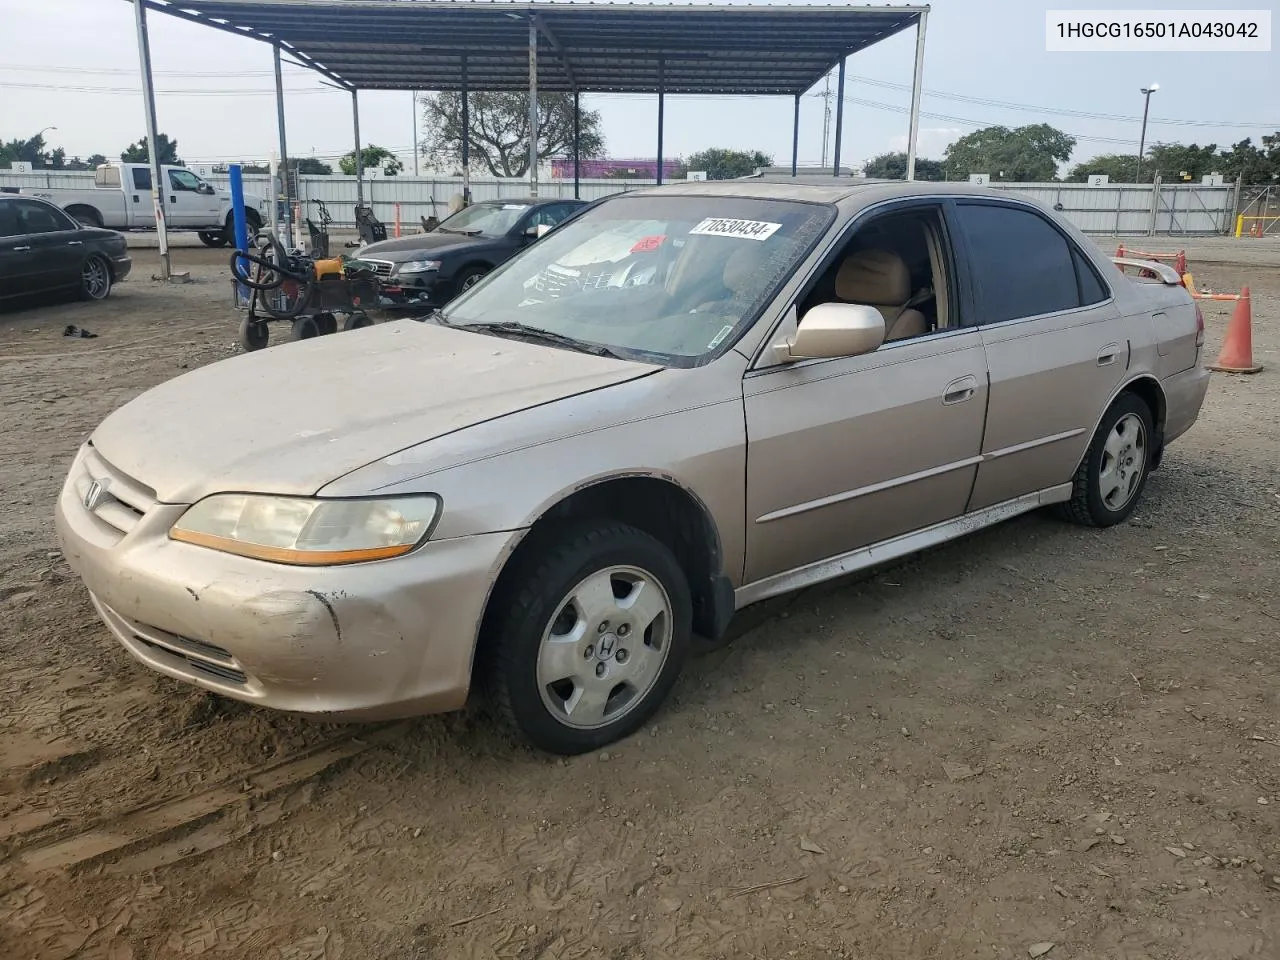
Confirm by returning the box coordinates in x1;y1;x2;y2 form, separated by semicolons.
199;231;228;248
341;312;374;331
239;316;270;351
1058;392;1154;528
451;266;487;300
79;255;112;301
223;211;263;246
485;522;693;754
314;312;338;336
288;316;320;341
68;207;103;229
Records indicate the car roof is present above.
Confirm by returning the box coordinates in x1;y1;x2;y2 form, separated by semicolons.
620;177;1022;206
474;196;586;207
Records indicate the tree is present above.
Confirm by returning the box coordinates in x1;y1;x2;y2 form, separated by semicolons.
0;133;59;168
942;124;1076;181
1145;142;1219;183
862;151;946;181
1067;153;1141;182
295;157;333;176
683;148;773;181
419;91;605;178
85;153;107;169
339;145;403;176
120;133;183;166
1218;139;1272;184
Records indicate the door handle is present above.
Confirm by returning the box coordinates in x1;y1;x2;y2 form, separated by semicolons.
67;240;84;246
1096;342;1121;366
942;375;978;405
14;246;31;252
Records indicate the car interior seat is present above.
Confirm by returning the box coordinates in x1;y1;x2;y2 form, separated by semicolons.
834;248;930;341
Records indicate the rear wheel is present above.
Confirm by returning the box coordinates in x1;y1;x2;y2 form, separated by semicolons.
1059;393;1153;527
485;522;693;754
79;255;112;301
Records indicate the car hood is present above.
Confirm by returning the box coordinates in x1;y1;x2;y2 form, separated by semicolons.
90;320;658;504
359;232;497;260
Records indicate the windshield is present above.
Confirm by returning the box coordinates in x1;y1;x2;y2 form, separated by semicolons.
435;201;531;237
437;195;834;366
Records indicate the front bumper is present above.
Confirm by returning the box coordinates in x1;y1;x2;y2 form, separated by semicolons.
111;254;132;283
54;444;516;721
378;271;445;309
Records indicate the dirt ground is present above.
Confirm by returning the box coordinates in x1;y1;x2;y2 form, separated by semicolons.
1;236;1278;960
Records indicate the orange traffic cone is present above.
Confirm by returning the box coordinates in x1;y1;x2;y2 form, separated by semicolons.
1208;287;1262;374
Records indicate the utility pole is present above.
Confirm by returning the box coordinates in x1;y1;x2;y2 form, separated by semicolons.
1135;83;1159;183
411;90;419;176
820;73;833;169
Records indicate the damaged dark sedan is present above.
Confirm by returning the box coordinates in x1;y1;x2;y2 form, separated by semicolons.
358;197;586;308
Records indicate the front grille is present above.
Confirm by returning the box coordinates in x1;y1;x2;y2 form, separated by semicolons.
73;446;157;538
363;259;395;281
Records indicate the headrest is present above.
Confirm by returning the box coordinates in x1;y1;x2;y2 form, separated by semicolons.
834;248;911;304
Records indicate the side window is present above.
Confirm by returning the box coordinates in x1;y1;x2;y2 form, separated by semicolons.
1073;247;1109;305
132;168;152;191
796;204;954;343
527;204;575;230
953;203;1080;325
0;202;21;238
14;199;73;234
168;169;202;192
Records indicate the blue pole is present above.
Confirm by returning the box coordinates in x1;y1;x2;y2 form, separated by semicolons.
229;163;250;298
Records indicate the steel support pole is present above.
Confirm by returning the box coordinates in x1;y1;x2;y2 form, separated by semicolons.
272;43;290;214
528;20;539;198
656;58;665;186
411;90;419;176
1136;89;1154;183
573;90;581;200
792;93;801;176
461;56;471;206
132;0;169;279
352;90;363;206
905;9;928;181
832;58;846;177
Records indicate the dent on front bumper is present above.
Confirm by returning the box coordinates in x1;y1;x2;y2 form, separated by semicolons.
54;444;516;721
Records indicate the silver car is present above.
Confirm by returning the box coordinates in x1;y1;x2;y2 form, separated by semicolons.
55;180;1209;754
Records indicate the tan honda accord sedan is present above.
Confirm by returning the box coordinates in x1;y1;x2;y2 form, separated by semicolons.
55;180;1210;754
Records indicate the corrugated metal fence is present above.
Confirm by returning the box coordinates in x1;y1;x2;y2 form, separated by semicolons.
0;170;1238;235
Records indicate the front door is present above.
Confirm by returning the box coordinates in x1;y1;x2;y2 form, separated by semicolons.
0;201;39;299
948;200;1132;509
742;201;989;585
166;169;216;227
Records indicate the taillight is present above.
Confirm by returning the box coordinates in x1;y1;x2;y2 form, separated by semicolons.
1194;303;1205;348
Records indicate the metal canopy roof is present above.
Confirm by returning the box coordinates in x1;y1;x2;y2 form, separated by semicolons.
139;1;926;95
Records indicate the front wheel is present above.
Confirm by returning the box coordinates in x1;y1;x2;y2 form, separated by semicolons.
1059;393;1154;527
79;255;112;301
451;266;487;300
486;522;693;754
199;231;228;248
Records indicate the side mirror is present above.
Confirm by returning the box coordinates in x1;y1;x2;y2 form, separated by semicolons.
523;224;541;240
199;183;216;195
774;302;885;362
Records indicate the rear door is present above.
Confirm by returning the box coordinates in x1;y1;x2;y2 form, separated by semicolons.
949;200;1126;510
129;167;157;228
0;200;37;299
12;198;85;294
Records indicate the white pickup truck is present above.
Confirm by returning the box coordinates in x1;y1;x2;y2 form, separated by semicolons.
19;163;268;248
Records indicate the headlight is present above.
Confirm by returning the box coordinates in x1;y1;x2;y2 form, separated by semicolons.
396;259;442;275
170;494;440;565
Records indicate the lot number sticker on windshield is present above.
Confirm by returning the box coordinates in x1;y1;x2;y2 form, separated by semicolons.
689;218;782;242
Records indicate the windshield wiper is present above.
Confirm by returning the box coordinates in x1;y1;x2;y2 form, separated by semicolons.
451;321;624;359
437;226;483;235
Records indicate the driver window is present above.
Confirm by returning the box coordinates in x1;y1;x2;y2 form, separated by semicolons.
168;169;202;192
798;205;953;342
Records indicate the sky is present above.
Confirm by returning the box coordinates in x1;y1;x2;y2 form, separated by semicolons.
2;0;1276;175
